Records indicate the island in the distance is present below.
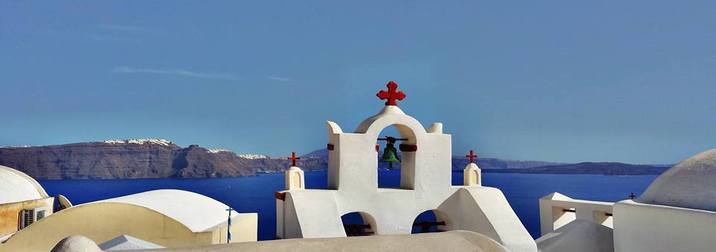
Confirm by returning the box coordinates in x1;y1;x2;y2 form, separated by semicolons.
0;139;670;180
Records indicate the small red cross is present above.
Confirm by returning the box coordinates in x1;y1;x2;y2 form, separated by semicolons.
376;81;406;106
466;150;477;163
288;152;300;166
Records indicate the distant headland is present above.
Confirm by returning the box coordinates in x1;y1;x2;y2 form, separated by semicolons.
0;139;669;180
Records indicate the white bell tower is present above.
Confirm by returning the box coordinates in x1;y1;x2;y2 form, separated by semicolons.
275;81;538;252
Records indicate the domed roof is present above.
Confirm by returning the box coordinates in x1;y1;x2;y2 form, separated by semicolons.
638;149;716;211
97;189;242;232
50;235;102;252
0;165;49;204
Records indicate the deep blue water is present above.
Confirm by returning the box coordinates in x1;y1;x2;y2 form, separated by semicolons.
39;171;657;240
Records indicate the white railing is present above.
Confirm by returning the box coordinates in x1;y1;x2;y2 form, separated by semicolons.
539;192;614;236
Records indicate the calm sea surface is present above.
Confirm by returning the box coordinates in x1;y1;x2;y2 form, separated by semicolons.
39;171;657;240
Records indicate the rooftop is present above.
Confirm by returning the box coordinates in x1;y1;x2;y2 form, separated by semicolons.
0;165;49;204
638;149;716;211
97;189;245;232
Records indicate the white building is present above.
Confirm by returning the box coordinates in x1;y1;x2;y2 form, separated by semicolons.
538;148;716;252
275;82;537;252
1;189;257;251
0;165;59;243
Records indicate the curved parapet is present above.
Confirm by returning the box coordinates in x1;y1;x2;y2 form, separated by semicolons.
0;190;257;252
56;194;73;210
2;202;199;251
326;121;343;135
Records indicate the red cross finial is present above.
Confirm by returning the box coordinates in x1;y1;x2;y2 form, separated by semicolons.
376;81;406;106
466;150;477;163
288;152;300;166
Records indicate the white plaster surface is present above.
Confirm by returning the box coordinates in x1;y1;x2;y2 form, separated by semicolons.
537;220;614;252
50;235;102;252
638;149;716;211
99;189;248;232
0;165;48;204
614;200;716;252
99;234;164;250
538;192;613;235
134;231;510;252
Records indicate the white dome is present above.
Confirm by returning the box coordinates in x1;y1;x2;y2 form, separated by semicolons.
0;165;48;204
638;149;716;211
50;235;102;252
98;189;238;232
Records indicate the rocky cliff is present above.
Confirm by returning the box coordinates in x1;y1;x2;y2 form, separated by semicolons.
0;140;668;180
484;162;670;175
0;140;325;180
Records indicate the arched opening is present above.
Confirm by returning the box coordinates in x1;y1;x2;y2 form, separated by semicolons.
411;209;451;234
376;124;417;189
341;212;376;236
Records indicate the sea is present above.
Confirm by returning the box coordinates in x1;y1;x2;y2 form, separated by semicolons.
38;171;657;240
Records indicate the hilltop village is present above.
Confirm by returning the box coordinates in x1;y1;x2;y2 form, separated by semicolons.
2;82;715;252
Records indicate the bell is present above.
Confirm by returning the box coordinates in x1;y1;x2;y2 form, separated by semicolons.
381;142;401;168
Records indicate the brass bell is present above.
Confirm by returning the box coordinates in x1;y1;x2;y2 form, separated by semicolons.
379;136;402;169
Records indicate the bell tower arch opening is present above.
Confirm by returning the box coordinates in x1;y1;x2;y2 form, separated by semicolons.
411;209;451;234
340;212;377;236
376;124;417;189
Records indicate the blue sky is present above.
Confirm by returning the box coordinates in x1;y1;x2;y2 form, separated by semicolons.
1;1;715;164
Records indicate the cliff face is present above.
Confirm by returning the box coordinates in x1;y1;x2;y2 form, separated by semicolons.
0;141;325;180
0;142;179;179
485;162;670;175
0;140;667;180
172;146;258;178
451;157;564;171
